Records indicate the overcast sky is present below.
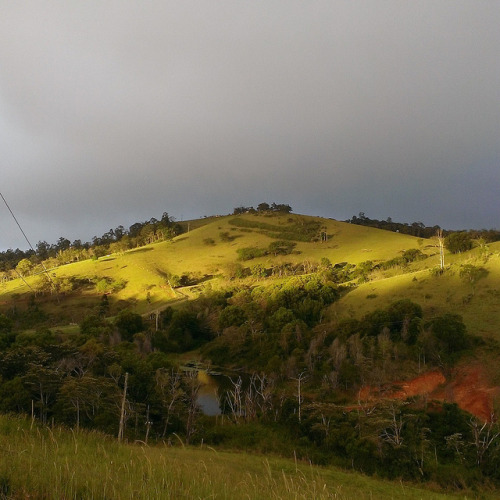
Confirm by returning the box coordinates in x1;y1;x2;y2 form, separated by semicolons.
1;1;499;251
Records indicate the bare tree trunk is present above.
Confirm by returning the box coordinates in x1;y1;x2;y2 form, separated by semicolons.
436;229;445;271
292;371;307;423
118;372;128;442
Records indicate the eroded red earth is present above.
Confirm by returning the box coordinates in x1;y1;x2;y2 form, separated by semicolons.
358;365;500;422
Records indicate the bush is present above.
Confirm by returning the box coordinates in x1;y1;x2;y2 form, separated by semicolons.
402;248;427;263
237;247;267;261
268;240;296;256
250;263;268;278
219;232;234;242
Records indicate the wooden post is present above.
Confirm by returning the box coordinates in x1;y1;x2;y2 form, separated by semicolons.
145;405;151;444
118;372;129;442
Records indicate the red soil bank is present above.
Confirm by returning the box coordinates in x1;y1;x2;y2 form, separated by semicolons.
358;365;499;422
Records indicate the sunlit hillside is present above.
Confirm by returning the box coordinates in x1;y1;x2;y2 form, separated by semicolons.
2;212;499;341
1;213;435;319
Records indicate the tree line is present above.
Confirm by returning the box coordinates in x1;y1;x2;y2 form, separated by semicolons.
348;212;500;243
0;212;182;274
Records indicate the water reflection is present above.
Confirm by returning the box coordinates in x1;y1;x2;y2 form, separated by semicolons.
196;370;222;416
195;369;246;416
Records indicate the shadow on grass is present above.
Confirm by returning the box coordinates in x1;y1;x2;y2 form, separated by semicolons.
126;247;154;254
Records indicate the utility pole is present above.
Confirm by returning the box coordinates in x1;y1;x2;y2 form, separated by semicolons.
118;372;129;442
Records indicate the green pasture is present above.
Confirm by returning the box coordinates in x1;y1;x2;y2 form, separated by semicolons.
2;213;499;340
329;243;500;340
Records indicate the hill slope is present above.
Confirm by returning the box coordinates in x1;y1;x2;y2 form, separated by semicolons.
2;212;499;340
0;414;473;500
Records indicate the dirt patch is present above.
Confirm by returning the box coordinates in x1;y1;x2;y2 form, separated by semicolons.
358;370;445;401
359;365;500;421
435;365;500;422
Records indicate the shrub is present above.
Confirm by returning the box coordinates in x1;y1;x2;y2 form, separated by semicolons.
250;263;268;278
237;247;267;261
401;248;426;263
268;240;296;256
219;232;234;242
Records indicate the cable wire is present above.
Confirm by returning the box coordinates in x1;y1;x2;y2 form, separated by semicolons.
1;191;58;295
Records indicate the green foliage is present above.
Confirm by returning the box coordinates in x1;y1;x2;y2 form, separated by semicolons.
80;315;113;338
353;260;373;282
219;305;247;330
98;294;110;317
114;311;144;341
203;237;216;246
386;299;423;344
225;262;248;279
15;258;34;277
229;217;321;242
267;240;296;256
160;309;212;352
425;314;468;363
268;307;296;332
237;246;267;261
94;276;126;293
401;248;427;263
250;263;268;278
0;314;14;349
459;264;488;288
219;231;234;242
445;232;473;254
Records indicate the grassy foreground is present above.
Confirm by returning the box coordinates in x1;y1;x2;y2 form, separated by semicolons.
0;415;481;500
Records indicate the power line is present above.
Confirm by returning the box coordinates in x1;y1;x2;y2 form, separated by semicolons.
12;266;34;292
1;191;58;295
0;191;36;253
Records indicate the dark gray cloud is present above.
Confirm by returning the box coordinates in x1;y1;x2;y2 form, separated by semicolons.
1;1;499;250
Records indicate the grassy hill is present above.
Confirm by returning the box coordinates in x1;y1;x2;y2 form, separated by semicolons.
2;211;500;496
0;414;476;500
0;213;439;313
2;212;499;339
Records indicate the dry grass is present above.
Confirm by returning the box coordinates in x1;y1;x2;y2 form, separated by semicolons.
0;414;470;500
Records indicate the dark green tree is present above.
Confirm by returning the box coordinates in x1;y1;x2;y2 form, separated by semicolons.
0;313;14;349
444;232;472;254
115;311;144;341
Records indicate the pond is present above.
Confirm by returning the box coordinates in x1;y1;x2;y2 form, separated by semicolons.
195;369;248;416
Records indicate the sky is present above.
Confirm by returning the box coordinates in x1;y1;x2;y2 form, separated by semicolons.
1;1;499;251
